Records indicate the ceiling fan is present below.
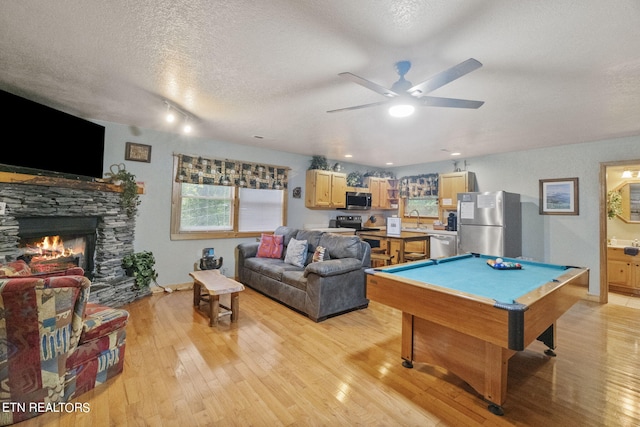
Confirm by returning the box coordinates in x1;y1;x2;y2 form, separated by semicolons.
327;58;484;115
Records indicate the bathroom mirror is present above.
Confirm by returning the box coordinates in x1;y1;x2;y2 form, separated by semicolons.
614;180;640;223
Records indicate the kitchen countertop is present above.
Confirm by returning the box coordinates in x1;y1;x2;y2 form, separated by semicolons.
305;227;357;234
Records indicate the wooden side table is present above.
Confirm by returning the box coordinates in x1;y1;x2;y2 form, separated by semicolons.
189;269;245;326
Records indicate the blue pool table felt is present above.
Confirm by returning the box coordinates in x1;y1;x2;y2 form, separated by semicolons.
381;254;568;304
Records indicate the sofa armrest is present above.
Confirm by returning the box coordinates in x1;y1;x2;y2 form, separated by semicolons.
237;242;259;259
304;258;362;278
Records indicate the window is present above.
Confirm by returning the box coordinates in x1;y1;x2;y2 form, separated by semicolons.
179;184;234;232
404;196;439;218
238;188;284;232
171;156;287;240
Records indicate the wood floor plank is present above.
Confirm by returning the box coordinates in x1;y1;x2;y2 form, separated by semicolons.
15;287;640;426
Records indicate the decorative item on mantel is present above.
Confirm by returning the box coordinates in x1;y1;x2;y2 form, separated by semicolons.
104;163;141;217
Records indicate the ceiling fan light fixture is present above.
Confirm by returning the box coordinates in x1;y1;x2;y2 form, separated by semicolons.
388;104;415;118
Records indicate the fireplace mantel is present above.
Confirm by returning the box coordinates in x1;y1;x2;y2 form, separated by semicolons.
0;171;143;194
0;173;148;307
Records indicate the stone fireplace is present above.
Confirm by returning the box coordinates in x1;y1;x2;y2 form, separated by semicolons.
0;173;149;307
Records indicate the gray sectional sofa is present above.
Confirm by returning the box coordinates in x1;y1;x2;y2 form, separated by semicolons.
236;226;370;322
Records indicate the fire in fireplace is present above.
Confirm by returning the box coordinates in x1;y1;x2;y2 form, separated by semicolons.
20;234;86;274
17;217;98;278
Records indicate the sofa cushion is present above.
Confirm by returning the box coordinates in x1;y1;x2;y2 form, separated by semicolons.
281;270;307;291
319;233;361;259
284;238;308;267
244;257;302;281
295;230;323;265
257;233;284;259
274;226;299;247
81;303;130;342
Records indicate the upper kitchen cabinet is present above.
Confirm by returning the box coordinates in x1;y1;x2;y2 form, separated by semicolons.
305;170;347;209
439;171;476;210
364;177;400;210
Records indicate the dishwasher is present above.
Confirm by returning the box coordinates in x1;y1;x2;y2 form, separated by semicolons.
429;232;458;258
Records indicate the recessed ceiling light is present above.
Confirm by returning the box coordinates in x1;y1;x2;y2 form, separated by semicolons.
451;152;461;156
344;154;353;158
386;162;393;165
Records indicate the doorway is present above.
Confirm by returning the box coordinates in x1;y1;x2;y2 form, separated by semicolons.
600;159;640;304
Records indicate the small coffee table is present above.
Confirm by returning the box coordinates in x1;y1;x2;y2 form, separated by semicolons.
189;269;245;326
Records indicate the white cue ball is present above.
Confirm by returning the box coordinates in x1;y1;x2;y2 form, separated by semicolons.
495;258;503;264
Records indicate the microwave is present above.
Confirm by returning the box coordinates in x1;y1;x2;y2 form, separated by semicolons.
342;191;372;210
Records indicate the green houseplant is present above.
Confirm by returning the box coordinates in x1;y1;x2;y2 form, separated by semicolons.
107;165;140;217
112;169;140;217
122;251;158;290
308;155;330;170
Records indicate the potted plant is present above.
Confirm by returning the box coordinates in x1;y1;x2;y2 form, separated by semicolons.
112;169;140;217
346;171;363;187
308;155;329;170
122;251;158;290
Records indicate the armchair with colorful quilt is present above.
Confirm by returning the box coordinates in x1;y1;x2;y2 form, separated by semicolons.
0;260;129;425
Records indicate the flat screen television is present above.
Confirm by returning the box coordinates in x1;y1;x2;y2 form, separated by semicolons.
0;89;105;180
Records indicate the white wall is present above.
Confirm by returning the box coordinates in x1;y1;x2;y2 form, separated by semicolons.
100;119;640;295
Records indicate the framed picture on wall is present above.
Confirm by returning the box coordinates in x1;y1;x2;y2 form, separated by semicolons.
539;177;579;215
125;142;152;163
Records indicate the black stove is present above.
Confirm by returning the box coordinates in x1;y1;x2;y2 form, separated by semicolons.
335;215;379;231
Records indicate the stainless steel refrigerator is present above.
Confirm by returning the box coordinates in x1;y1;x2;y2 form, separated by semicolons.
456;191;522;257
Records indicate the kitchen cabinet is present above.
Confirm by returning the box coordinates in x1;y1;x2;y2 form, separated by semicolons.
607;247;640;295
305;170;347;209
366;177;398;210
438;171;475;209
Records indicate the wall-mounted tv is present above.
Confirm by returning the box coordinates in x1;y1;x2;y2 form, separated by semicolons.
0;89;105;180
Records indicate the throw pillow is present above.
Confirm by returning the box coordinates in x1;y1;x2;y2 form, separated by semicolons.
312;246;326;262
284;238;308;267
256;234;284;259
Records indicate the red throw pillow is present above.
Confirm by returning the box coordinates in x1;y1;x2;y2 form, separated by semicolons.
257;234;284;259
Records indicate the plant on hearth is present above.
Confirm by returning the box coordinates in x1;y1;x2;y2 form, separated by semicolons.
122;251;158;290
607;190;622;219
112;169;140;217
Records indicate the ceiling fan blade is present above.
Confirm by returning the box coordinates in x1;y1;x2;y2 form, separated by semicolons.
419;96;484;109
326;100;390;113
338;72;400;98
408;58;483;96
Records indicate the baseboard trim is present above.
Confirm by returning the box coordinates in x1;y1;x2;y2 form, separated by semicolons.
150;282;193;294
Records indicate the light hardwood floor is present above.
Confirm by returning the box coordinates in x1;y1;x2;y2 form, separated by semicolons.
19;287;640;426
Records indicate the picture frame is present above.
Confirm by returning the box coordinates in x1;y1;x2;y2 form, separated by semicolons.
387;217;401;236
539;177;579;215
125;142;152;163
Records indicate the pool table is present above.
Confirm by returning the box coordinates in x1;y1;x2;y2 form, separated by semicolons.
365;253;589;415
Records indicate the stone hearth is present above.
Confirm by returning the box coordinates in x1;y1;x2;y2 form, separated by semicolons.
0;173;149;307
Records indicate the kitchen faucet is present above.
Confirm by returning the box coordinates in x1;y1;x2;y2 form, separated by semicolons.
409;209;421;228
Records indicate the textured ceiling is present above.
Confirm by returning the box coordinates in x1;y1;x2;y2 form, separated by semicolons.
2;0;640;167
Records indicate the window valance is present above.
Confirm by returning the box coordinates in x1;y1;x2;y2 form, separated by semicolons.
175;154;289;190
399;173;439;198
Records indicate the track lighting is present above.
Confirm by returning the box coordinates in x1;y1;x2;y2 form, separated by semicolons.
163;100;195;134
